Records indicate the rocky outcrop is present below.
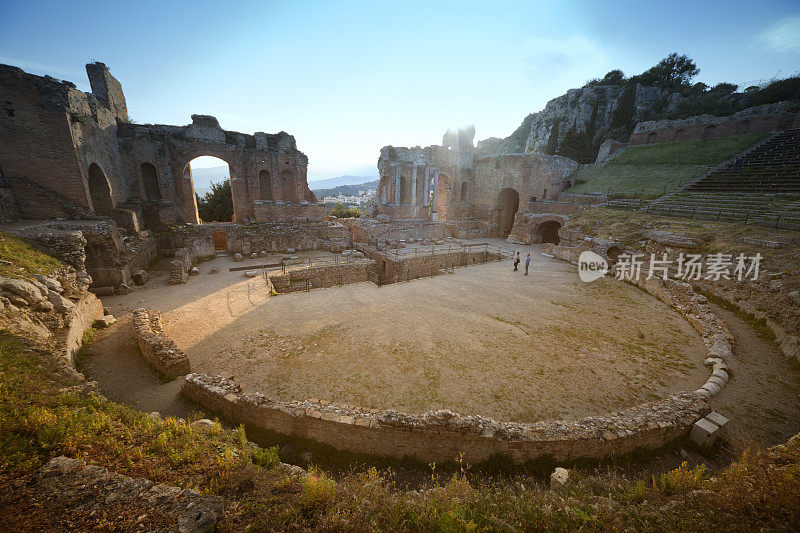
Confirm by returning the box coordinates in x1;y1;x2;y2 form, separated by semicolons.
477;84;678;162
33;456;223;532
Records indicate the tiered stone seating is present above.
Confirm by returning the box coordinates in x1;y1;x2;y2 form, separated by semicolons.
642;192;800;229
619;129;800;229
686;129;800;193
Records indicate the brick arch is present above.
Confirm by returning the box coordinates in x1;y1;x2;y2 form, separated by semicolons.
280;169;296;202
528;214;569;244
87;162;114;215
178;153;239;224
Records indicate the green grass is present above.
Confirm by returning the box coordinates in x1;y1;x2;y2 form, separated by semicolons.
611;134;767;166
569;164;710;196
567;134;768;196
0;231;62;279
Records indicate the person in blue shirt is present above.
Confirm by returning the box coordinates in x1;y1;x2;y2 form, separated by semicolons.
525;253;531;275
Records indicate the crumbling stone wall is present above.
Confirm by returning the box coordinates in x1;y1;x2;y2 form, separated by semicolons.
376;248;503;285
373;129;578;229
157;222;352;256
132;308;190;378
0;62;318;226
168;248;195;285
182;374;708;464
629;103;795;145
268;259;376;292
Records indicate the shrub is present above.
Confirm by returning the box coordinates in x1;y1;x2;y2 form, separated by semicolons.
330;203;363;218
250;446;280;469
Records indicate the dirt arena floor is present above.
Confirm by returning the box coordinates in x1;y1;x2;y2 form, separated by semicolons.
83;241;719;423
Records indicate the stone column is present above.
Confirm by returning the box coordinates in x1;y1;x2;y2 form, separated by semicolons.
394;166;401;206
423;167;430;206
410;164;417;206
431;170;439;221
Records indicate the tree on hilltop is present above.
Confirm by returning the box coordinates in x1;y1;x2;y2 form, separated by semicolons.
638;53;699;88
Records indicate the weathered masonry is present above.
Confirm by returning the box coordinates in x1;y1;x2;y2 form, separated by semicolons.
0;62;322;227
373;126;578;239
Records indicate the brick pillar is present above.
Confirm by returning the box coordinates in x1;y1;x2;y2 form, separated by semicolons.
411;164;417;205
394;166;401;206
431;170;439;220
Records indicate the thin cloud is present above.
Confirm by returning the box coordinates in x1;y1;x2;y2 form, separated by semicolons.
0;56;83;79
751;15;800;54
519;34;614;90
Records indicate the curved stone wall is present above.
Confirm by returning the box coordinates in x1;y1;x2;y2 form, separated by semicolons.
132;308;190;378
178;266;733;464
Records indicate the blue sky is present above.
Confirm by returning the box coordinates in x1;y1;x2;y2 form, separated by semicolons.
2;0;799;181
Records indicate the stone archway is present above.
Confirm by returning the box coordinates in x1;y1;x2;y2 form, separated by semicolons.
182;156;233;223
606;245;622;264
538;220;561;244
87;163;114;215
460;181;468;202
496;188;519;238
280;169;296;202
141;162;161;200
259;170;273;201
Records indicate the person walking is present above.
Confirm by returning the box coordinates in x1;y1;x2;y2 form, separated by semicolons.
525;253;531;275
513;251;520;271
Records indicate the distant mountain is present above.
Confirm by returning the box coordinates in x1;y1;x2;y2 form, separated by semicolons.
315;180;379;199
191;165;230;197
308;175;378;190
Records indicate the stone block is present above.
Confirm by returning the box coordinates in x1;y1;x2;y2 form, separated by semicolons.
131;270;149;285
704;411;729;429
244;270;257;278
690;417;721;448
233;253;244;262
189;267;200;275
95;314;116;328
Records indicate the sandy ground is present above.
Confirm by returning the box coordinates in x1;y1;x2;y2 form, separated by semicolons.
82;240;713;423
707;303;800;445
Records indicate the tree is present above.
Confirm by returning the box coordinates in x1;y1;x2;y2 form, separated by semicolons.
585;69;626;87
196;179;233;222
711;82;738;95
639;53;699;88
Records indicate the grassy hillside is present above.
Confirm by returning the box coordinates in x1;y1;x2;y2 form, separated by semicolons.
567;134;767;197
0;231;61;279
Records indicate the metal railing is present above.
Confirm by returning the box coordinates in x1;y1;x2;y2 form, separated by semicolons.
380;242;515;261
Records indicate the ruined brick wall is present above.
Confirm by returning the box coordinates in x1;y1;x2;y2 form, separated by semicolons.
379;249;502;284
116;118;315;225
132;309;190;378
156;221;352;255
374;137;578;227
0;66;88;209
85;62;128;122
253;202;325;222
629;104;796;145
268;259;376;292
1;63;315;225
168;248;195;285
